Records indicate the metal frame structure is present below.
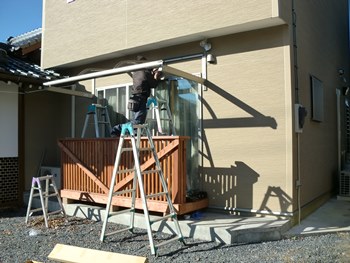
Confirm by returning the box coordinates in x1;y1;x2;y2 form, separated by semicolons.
43;60;207;91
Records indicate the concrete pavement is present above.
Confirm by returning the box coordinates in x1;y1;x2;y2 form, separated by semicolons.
285;197;350;236
24;194;350;245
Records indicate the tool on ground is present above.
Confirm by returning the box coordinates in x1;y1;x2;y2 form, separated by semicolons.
81;104;112;138
100;123;184;255
25;175;66;228
146;96;175;135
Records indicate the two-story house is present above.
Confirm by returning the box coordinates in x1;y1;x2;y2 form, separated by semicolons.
27;0;350;223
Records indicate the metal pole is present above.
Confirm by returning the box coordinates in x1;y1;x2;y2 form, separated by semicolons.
43;60;164;86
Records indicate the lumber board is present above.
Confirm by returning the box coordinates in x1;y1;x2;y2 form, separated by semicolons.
48;244;148;263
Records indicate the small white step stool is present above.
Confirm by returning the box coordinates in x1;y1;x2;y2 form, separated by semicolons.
81;104;112;138
146;96;175;135
25;175;66;228
100;123;184;256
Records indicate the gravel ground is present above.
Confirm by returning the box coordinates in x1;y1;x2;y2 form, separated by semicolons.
1;207;350;263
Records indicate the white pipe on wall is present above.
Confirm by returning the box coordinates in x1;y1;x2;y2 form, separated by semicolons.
210;206;293;217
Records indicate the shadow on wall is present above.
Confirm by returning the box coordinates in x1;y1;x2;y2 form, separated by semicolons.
259;186;292;217
203;80;277;129
201;165;293;216
200;80;278;211
201;161;259;210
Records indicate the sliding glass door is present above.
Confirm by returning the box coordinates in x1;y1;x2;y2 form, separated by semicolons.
154;78;200;191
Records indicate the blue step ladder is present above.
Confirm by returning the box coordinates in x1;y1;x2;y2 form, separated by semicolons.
146;96;175;135
81;104;112;138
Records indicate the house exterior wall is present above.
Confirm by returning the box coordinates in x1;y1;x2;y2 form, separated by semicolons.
0;84;18;157
0;83;20;206
201;26;293;212
24;91;72;190
41;0;285;69
41;0;349;216
292;0;350;206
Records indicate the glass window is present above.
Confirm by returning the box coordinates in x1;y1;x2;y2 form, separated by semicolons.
97;85;131;127
154;78;200;191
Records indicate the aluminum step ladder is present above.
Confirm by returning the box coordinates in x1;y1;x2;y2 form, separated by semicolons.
81;104;112;138
25;175;66;228
146;96;176;135
100;123;184;255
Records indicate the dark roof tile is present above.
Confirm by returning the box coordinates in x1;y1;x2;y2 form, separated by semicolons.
0;42;60;82
6;28;42;49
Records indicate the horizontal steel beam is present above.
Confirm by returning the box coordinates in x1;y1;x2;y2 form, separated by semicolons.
43;60;164;86
43;60;209;96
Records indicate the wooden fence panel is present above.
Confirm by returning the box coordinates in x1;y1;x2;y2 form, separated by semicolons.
58;136;201;214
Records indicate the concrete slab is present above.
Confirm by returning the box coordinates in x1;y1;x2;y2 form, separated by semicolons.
285;197;350;236
63;202;290;244
24;193;350;245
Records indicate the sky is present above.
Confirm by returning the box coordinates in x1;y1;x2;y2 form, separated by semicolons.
0;0;42;43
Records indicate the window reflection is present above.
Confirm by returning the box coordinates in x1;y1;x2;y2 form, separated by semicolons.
154;78;200;191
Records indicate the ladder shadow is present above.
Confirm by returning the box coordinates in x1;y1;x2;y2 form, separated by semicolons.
258;186;293;218
155;239;225;257
71;193;103;222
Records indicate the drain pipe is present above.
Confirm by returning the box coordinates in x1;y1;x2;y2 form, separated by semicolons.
336;89;341;180
296;132;301;224
292;0;302;224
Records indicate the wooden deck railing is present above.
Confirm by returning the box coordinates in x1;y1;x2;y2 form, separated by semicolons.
58;136;208;214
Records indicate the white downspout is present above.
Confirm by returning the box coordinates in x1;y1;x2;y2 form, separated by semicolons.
296;132;301;224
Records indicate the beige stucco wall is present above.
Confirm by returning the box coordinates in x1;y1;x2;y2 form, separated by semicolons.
42;0;284;69
201;26;293;212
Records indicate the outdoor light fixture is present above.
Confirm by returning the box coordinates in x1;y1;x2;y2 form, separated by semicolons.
207;53;216;64
200;39;212;52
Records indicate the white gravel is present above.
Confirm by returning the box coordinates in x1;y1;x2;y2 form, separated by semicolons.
1;207;350;263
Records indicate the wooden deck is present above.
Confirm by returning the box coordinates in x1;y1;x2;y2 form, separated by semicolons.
58;136;208;215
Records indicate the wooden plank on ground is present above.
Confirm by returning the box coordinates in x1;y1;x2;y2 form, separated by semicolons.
48;244;148;263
